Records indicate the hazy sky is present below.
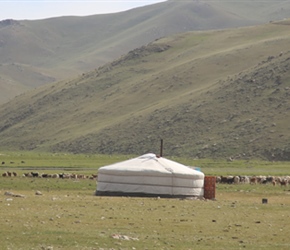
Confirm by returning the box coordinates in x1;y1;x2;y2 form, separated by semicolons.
0;0;167;21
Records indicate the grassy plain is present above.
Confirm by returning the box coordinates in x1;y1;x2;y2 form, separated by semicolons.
1;151;290;176
0;152;290;250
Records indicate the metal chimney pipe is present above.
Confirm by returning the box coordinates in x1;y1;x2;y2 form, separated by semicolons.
160;139;163;157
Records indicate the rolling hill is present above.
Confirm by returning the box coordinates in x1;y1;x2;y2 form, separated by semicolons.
1;0;290;103
0;20;290;160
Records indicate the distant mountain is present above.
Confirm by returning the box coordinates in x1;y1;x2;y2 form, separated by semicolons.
0;20;289;160
1;0;290;103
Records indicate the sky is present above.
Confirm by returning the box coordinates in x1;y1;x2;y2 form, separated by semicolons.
0;0;167;21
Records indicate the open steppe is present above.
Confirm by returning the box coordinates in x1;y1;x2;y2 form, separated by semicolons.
1;152;290;249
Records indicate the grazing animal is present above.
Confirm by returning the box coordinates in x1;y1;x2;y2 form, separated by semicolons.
23;172;32;177
266;176;274;183
233;176;240;184
261;179;268;184
31;172;39;177
226;176;235;184
280;179;288;186
220;176;228;184
215;176;221;183
70;173;77;179
250;177;257;184
240;176;250;184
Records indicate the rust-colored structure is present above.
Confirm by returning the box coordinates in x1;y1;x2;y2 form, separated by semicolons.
204;176;216;199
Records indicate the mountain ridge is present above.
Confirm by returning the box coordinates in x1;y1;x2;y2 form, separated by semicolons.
0;20;290;160
2;0;290;103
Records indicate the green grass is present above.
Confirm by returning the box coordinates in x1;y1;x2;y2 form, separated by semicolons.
1;152;290;249
0;151;132;170
1;177;290;250
1;21;290;160
1;151;290;176
4;0;284;104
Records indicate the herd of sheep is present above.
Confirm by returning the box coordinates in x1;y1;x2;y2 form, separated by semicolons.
1;171;289;186
216;175;289;186
1;171;98;180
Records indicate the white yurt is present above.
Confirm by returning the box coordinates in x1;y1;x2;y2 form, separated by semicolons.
96;153;204;197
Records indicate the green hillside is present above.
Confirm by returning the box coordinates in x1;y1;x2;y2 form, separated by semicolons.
1;0;290;103
0;20;289;160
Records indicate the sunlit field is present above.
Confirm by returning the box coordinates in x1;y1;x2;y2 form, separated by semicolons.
1;152;290;249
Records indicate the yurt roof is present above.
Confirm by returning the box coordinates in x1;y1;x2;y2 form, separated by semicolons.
98;153;204;178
